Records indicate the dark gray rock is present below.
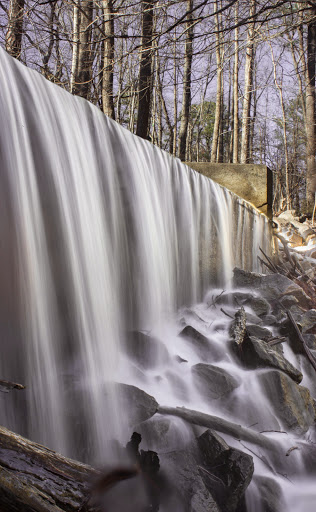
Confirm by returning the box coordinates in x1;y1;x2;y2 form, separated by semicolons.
259;370;316;434
233;268;263;288
262;314;278;326
253;476;285;512
198;429;254;512
192;363;240;400
232;336;303;383
304;334;316;350
160;446;220;512
126;331;169;370
179;325;214;360
135;416;192;453
246;324;272;340
279;295;299;309
213;291;271;317
115;383;158;426
299;309;316;333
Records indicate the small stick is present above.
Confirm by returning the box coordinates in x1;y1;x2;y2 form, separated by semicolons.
287;311;316;372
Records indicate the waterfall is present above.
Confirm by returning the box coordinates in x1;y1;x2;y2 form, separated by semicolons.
0;48;271;462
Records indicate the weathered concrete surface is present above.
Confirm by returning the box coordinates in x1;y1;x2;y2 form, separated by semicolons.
185;163;272;217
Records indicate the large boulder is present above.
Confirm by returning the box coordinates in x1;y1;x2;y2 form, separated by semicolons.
232;336;303;383
135;416;193;453
126;331;169;370
198;429;254;512
179;325;221;361
209;290;271;317
115;383;158;426
259;370;316;434
160;446;220;512
192;363;240;401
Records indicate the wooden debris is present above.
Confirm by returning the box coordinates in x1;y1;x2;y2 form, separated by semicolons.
287;311;316;373
286;446;299;457
0;379;25;393
230;307;247;345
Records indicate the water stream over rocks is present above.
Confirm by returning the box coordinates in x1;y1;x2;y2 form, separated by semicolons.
0;48;315;511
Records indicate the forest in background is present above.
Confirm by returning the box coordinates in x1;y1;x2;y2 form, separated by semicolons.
1;0;316;214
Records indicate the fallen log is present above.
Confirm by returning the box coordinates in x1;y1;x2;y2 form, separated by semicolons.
0;425;97;512
158;405;278;451
0;379;25;392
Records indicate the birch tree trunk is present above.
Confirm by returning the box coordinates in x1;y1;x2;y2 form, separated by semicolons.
136;1;155;140
210;0;223;163
178;0;194;161
72;0;94;100
5;0;25;59
101;0;115;119
240;0;255;164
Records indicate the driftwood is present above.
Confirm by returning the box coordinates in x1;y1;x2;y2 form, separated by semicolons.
0;379;25;392
157;405;277;451
287;311;316;372
0;425;97;512
229;307;247;346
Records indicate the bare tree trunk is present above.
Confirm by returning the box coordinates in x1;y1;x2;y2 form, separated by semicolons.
240;0;255;164
72;0;94;99
211;0;222;163
5;0;25;59
101;0;115;119
136;1;155;140
233;1;239;163
173;32;178;156
306;10;316;210
178;0;194;161
270;43;290;209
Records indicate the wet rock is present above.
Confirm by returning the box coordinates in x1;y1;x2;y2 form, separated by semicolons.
259;370;316;434
192;363;240;400
299;309;316;333
174;355;188;363
115;383;158;426
198;429;254;512
126;331;169;370
214;291;271;317
262;314;277;326
253;476;285;512
245;311;263;325
246;324;272;340
179;325;212;360
233;268;263;288
232;336;302;383
160;446;220;512
135;416;193;453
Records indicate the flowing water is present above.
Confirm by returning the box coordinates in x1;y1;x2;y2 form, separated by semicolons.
2;48;313;511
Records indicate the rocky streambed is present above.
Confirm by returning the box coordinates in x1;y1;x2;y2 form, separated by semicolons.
2;264;316;512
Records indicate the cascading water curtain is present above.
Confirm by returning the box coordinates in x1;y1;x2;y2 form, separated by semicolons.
0;48;271;461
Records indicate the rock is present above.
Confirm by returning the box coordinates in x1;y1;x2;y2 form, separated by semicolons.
262;314;277;326
198;429;254;512
233;268;263;288
246;324;272;340
126;331;169;370
281;284;312;309
279;295;299;309
289;232;303;247
232;336;302;383
259;370;316;434
253;476;285;512
304;334;316;350
299;309;316;333
135;416;193;453
174;355;188;363
179;325;212;360
160;446;220;512
115;383;158;426
213;291;271;316
192;363;240;400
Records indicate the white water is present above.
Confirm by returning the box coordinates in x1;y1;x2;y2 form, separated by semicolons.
0;49;275;474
